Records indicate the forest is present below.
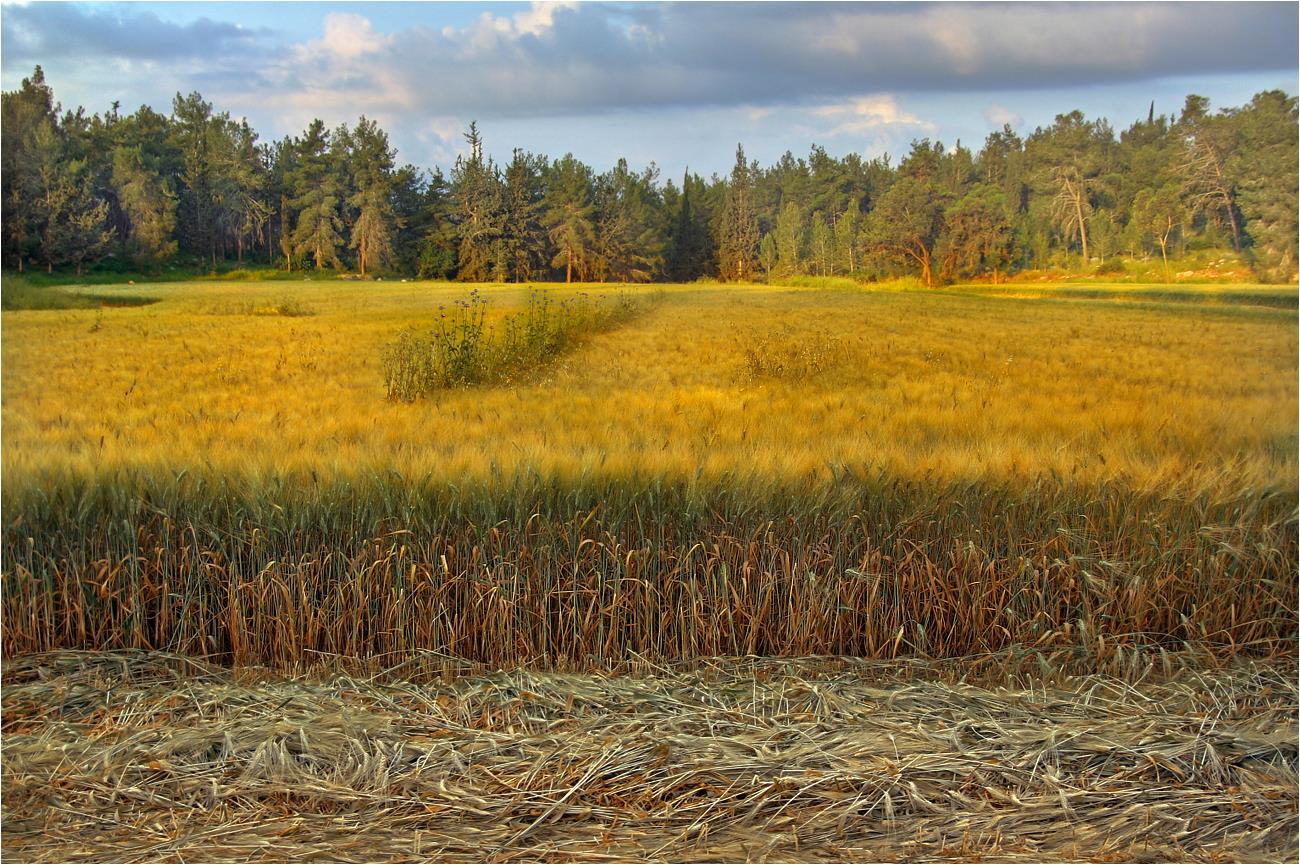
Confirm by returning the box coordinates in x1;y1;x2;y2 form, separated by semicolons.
2;65;1297;284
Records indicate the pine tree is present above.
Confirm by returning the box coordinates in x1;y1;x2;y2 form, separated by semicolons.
863;175;945;286
666;172;711;281
774;201;805;276
718;144;759;281
289;120;344;269
1029;111;1113;265
1229;91;1299;282
450;122;504;281
542;155;596;284
1;67;58;272
501;149;548;281
51;160;112;276
936;185;1014;282
593;159;665;282
112;145;177;268
345;118;399;275
809;212;833;276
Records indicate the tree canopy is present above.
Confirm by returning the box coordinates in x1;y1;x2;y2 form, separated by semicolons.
3;68;1296;284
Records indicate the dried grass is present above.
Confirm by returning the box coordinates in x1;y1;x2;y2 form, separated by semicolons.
3;650;1296;863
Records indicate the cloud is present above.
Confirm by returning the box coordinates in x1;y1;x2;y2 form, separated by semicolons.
1;3;264;67
983;104;1023;131
14;2;1295;122
3;1;1295;175
316;12;391;60
812;95;937;138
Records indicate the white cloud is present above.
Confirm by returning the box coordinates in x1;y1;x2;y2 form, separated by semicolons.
812;95;937;138
983;104;1023;131
318;13;390;59
512;2;577;38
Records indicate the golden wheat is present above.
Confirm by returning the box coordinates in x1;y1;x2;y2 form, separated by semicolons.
2;281;1294;494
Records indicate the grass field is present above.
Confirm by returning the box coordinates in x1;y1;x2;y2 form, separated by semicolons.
2;278;1296;861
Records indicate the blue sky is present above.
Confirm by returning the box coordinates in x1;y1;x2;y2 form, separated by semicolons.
3;2;1296;181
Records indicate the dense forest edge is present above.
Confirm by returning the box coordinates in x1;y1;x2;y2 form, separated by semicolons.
3;66;1297;289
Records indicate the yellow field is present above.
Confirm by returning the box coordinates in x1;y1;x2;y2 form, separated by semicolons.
2;280;1296;494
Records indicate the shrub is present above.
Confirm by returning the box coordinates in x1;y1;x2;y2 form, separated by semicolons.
383;288;658;400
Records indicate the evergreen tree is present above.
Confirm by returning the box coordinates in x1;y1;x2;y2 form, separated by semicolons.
1029;111;1114;265
863;174;945;286
450;122;505;281
51;159;112;276
593;159;665;282
937;185;1014;282
289;120;344;269
501;149;548;281
1178;95;1244;254
1229;91;1299;282
1;67;59;271
542;155;596;283
345;117;399;275
774;201;806;276
666;172;712;281
112;146;177;268
718;144;759;281
1129;185;1185;280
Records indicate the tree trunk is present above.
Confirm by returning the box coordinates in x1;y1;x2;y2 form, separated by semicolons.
1073;189;1089;265
566;248;573;284
1159;217;1171;282
1227;204;1242;253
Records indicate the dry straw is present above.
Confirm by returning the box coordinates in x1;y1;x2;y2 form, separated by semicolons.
4;474;1295;669
3;650;1296;862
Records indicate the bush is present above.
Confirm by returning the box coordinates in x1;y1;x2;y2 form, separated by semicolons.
383;288;658;400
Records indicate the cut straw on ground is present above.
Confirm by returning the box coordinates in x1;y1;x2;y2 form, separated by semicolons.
3;650;1296;863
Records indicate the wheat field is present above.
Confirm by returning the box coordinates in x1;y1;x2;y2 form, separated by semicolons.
2;280;1296;862
3;280;1295;490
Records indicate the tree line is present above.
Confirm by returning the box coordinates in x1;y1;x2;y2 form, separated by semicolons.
3;66;1296;283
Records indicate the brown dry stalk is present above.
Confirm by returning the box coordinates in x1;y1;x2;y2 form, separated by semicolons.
4;484;1295;668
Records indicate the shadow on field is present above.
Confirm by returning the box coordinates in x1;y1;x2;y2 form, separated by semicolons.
1;282;160;310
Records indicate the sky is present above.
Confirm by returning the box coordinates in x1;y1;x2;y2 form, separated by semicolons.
2;1;1297;181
